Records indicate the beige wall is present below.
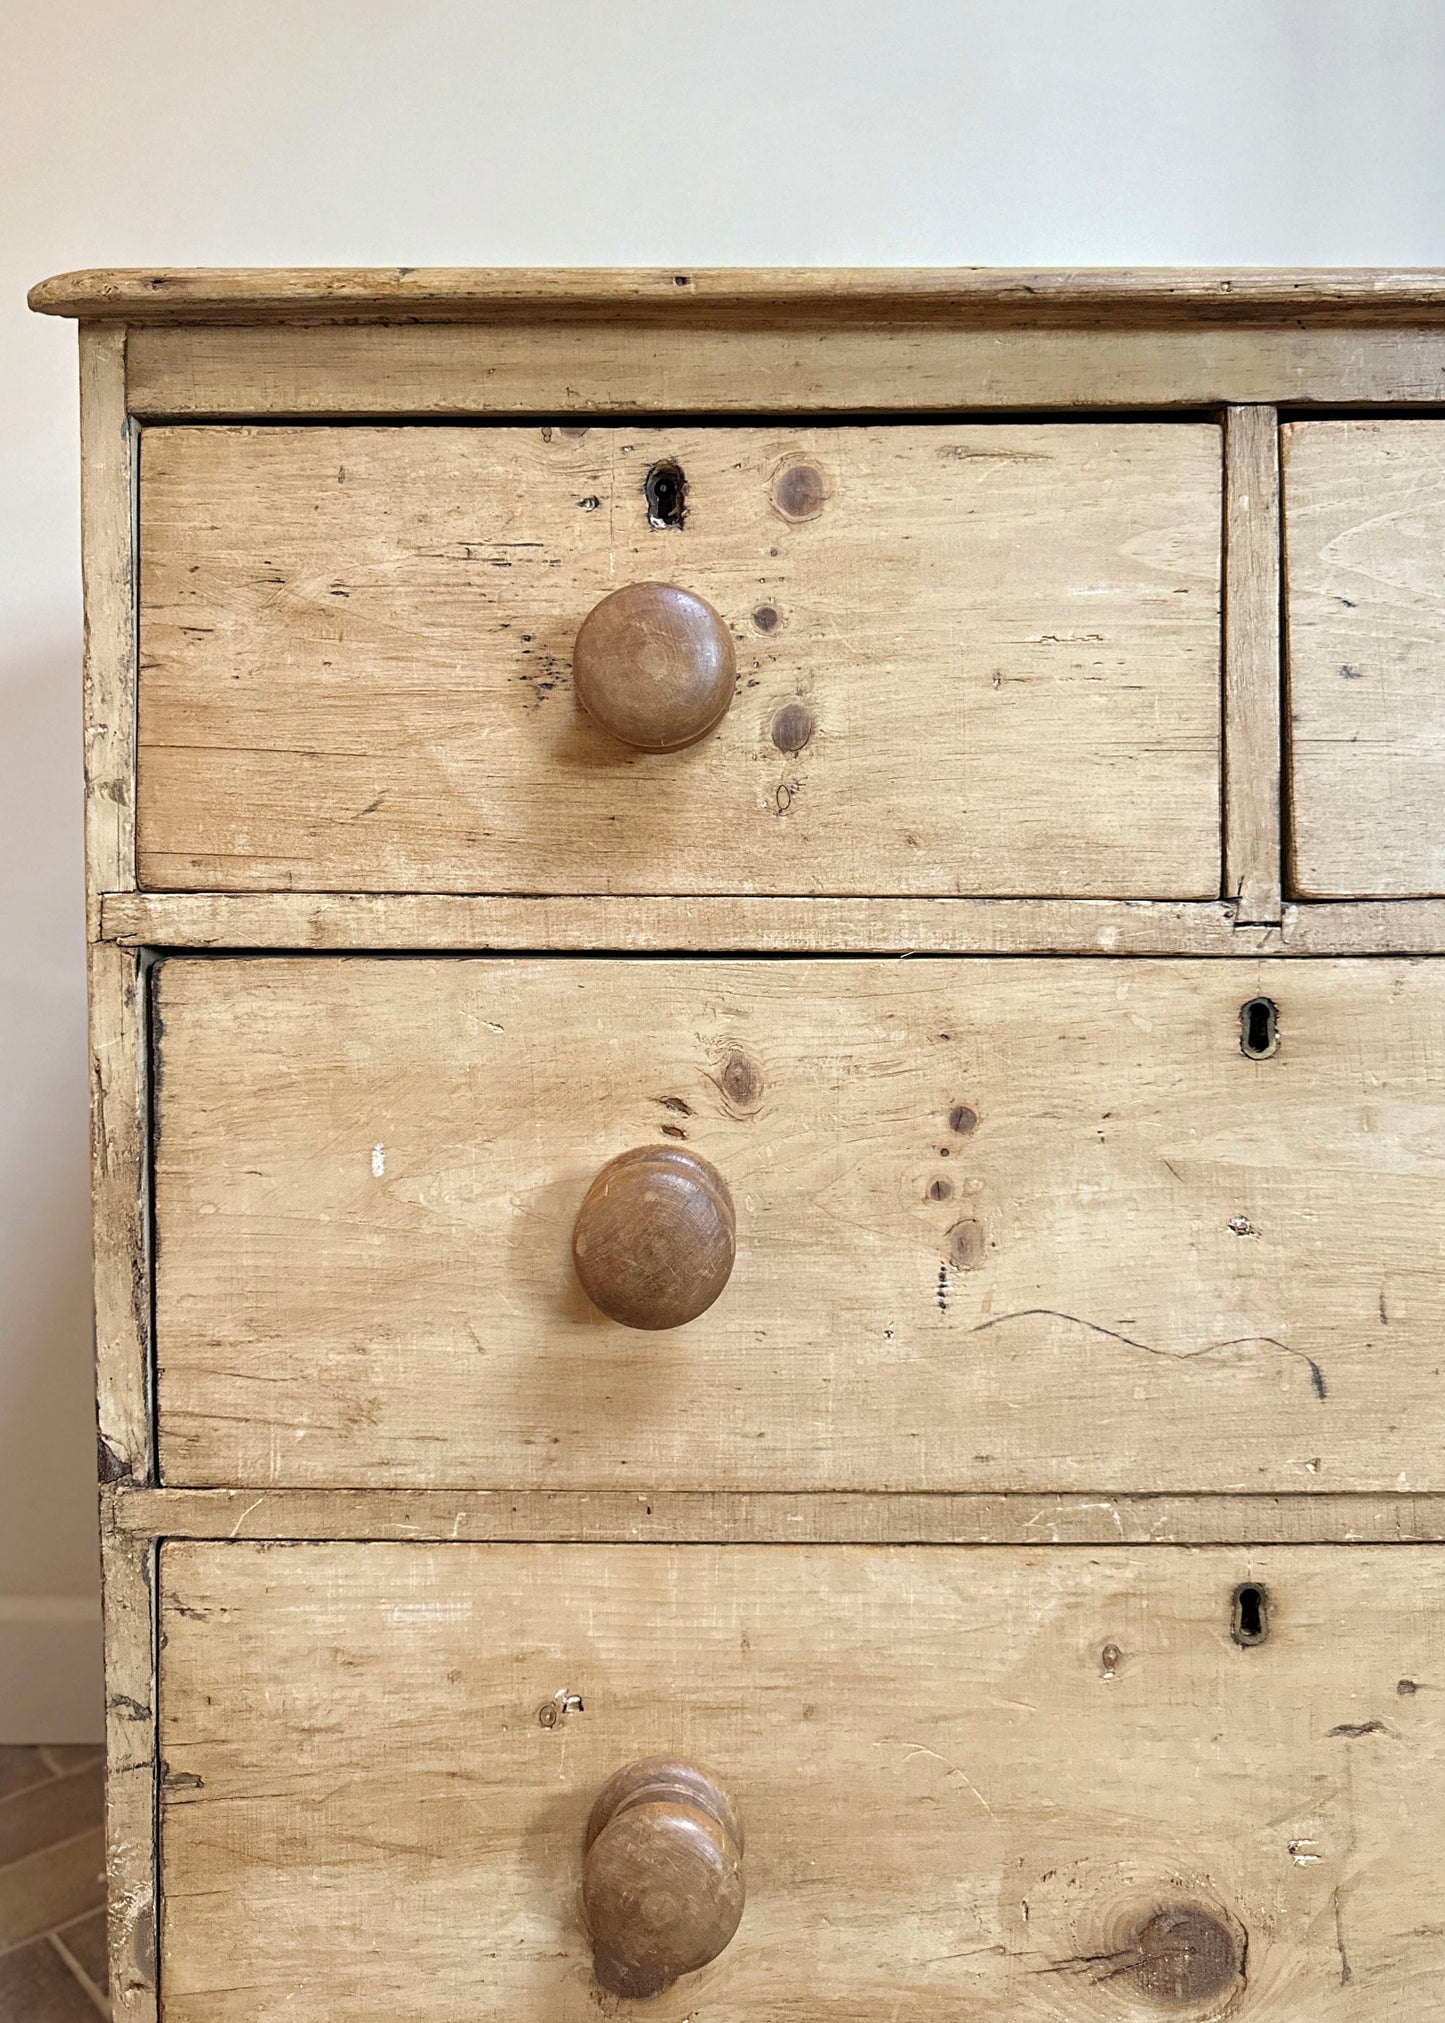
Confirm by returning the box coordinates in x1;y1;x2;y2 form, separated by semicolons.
4;0;1445;1739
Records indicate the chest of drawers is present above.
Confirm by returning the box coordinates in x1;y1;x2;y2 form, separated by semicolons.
32;264;1445;2020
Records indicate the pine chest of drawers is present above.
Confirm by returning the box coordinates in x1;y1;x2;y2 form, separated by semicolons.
32;265;1445;2020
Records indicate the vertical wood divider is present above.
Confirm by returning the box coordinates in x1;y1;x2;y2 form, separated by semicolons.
99;1522;159;2023
82;322;158;2014
79;322;138;906
80;322;154;1488
1222;404;1284;923
88;940;153;1486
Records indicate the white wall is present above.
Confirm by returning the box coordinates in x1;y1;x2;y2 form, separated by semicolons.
4;0;1445;1739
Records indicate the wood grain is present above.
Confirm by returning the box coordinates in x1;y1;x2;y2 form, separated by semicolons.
582;1758;745;1996
124;319;1445;419
98;1528;156;2022
96;888;1445;955
136;422;1222;898
102;891;1252;952
87;942;150;1486
48;270;1445;2012
152;955;1445;1494
106;1484;1445;1546
572;582;737;752
81;322;152;1494
32;263;1445;321
572;1146;736;1330
1223;406;1283;922
157;1539;1445;2020
1285;420;1445;897
78;323;136;907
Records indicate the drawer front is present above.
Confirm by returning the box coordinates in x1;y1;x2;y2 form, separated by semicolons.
158;1540;1445;2020
153;956;1445;1493
137;422;1222;897
1285;419;1445;896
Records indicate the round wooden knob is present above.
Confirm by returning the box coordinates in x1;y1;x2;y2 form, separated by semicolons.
582;1759;744;1998
572;1146;735;1330
573;583;736;751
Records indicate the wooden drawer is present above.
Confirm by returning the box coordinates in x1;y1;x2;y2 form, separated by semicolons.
152;955;1445;1493
136;422;1222;898
1286;420;1445;896
157;1539;1445;2020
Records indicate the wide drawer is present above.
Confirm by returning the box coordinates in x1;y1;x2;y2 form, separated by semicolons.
1285;419;1445;896
158;1539;1445;2020
152;956;1445;1492
136;422;1222;897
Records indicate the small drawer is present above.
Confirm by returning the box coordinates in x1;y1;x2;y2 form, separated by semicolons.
158;1539;1445;2019
152;955;1445;1494
1285;419;1445;896
136;421;1222;899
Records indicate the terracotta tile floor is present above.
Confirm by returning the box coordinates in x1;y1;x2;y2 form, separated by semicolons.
0;1747;108;2019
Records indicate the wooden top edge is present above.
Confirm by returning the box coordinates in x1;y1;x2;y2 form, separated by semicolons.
30;264;1445;323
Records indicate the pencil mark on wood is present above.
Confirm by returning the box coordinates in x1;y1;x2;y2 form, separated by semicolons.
971;1309;1327;1400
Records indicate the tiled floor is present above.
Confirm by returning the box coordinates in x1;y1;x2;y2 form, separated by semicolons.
0;1747;109;2019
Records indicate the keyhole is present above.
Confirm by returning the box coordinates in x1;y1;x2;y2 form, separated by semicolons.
1239;997;1279;1060
1231;1581;1269;1646
644;460;687;529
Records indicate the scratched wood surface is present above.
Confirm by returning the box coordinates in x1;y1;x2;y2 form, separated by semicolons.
157;1540;1445;2021
98;1530;155;2022
135;423;1222;897
42;269;1445;2017
33;263;1445;320
1222;407;1282;923
103;1484;1445;1546
1285;421;1445;897
121;320;1445;418
152;956;1445;1493
103;890;1252;953
91;888;1445;956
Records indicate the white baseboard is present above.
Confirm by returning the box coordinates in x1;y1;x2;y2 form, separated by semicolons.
0;1597;105;1743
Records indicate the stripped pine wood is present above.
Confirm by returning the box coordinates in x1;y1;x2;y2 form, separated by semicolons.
101;891;1250;953
1284;420;1445;897
1280;899;1445;951
35;263;1445;320
135;422;1222;898
77;323;135;909
33;268;1445;2019
97;1530;155;2023
158;1540;1445;2021
106;1485;1445;1547
1223;407;1283;922
122;320;1445;417
92;888;1445;955
86;942;150;1487
152;955;1445;1494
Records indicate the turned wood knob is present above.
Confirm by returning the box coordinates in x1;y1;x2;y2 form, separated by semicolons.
573;583;736;751
583;1759;744;1998
572;1146;735;1330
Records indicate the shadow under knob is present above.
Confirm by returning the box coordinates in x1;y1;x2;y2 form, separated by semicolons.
572;1145;735;1330
573;582;736;752
582;1758;745;1998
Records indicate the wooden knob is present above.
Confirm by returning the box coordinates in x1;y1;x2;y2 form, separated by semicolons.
573;583;736;751
583;1759;744;1998
572;1146;735;1330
